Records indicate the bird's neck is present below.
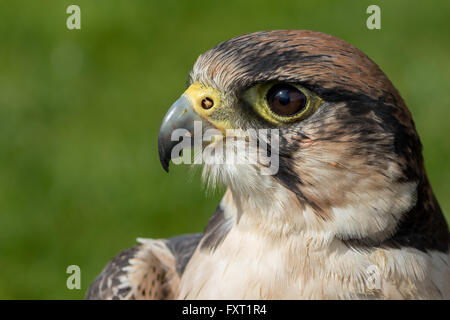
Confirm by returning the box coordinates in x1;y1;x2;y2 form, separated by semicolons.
210;186;337;252
181;186;448;299
219;174;448;253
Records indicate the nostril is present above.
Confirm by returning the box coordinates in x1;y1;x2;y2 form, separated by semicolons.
201;97;214;109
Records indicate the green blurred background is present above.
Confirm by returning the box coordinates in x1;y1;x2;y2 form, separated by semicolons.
0;0;448;299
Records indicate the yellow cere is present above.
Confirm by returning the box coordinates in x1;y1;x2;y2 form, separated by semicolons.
184;82;221;116
183;82;230;132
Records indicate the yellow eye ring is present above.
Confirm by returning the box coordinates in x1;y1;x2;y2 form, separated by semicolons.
244;82;321;125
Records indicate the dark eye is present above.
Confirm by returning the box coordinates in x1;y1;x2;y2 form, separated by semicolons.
266;84;307;116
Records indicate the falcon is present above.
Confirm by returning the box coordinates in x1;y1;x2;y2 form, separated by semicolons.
86;30;449;299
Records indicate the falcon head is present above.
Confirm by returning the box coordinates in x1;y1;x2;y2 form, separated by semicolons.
158;30;448;252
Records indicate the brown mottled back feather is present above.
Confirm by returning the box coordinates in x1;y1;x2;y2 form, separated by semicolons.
85;234;202;300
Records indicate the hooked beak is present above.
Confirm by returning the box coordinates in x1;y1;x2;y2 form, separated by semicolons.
157;95;210;172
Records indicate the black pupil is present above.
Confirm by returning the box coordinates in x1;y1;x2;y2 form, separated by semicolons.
276;90;291;106
267;85;306;117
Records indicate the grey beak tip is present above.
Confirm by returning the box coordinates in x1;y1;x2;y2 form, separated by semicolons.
161;162;170;173
158;136;170;173
161;158;170;172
